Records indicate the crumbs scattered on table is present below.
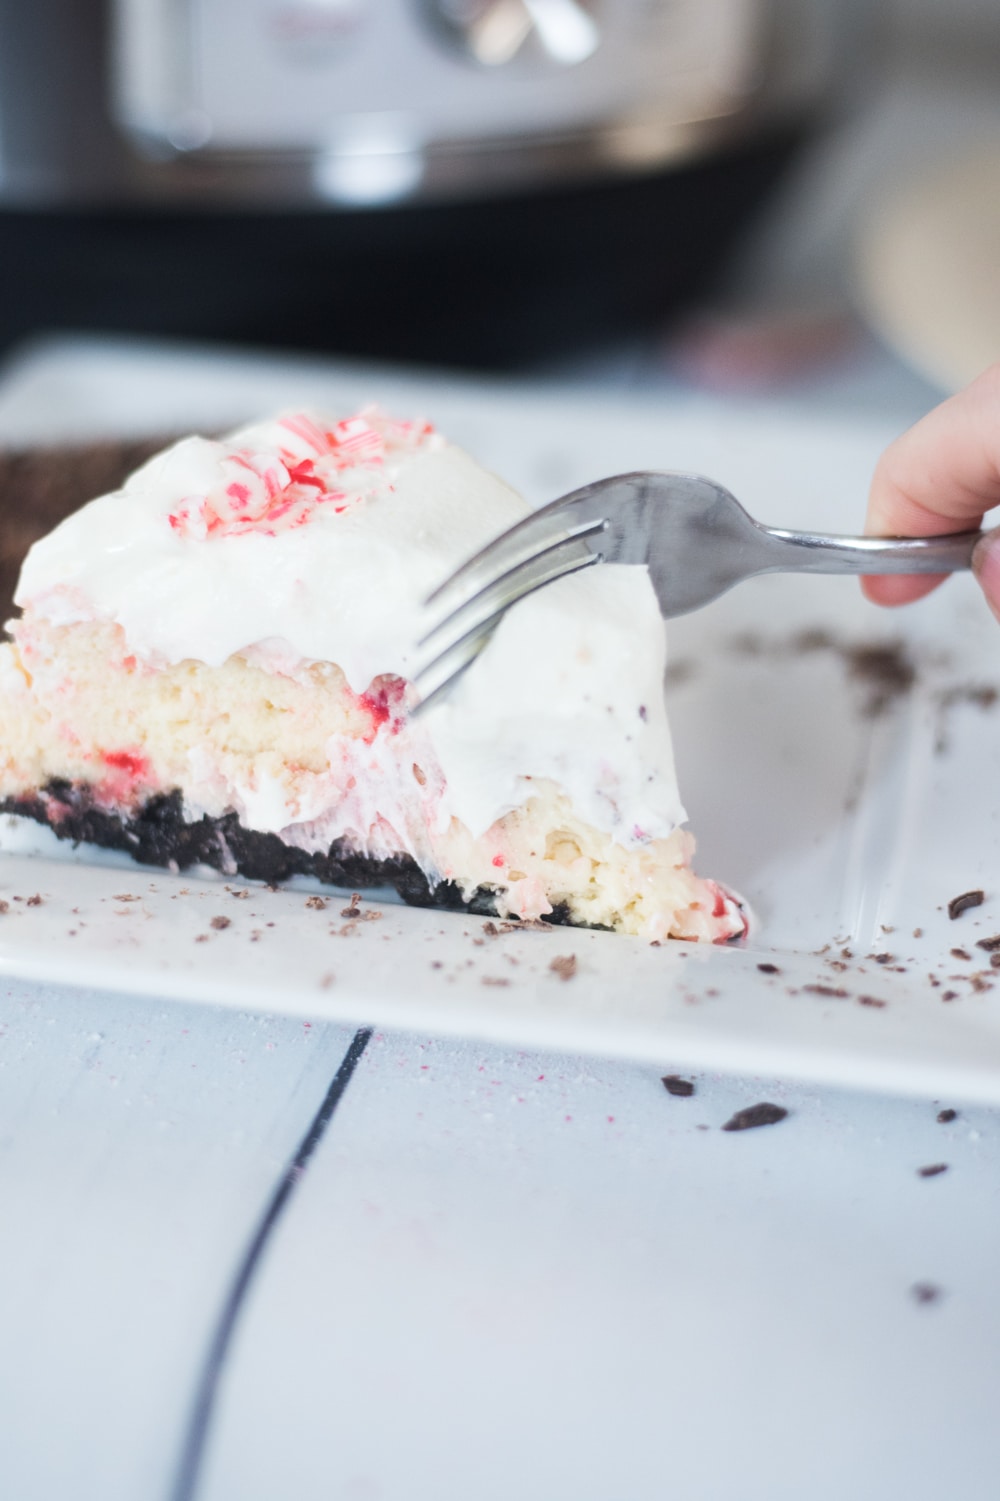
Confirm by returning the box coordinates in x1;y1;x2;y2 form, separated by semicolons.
917;1163;949;1178
757;962;780;975
949;889;985;919
549;954;577;981
937;1108;958;1123
661;1074;695;1097
210;915;231;930
722;1102;788;1132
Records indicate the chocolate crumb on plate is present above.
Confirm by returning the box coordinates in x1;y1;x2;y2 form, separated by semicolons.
25;894;42;907
975;933;1000;952
950;947;971;961
210;915;231;930
722;1102;788;1132
910;1282;943;1306
917;1163;949;1178
661;1074;695;1098
757;962;780;975
941;990;959;1001
858;994;887;1008
549;954;578;981
305;895;327;911
949;889;985;919
803;983;849;998
937;1108;958;1124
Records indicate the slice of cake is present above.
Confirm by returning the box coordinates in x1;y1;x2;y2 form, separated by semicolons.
0;409;744;942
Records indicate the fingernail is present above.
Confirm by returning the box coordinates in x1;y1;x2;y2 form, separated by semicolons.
972;526;1000;621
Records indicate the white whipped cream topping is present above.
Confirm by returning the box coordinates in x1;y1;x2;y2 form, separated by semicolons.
15;410;686;842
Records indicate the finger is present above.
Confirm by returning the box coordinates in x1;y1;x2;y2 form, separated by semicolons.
864;364;1000;607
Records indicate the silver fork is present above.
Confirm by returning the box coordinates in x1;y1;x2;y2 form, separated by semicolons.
414;471;982;709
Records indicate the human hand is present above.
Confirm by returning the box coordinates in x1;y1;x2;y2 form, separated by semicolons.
863;364;1000;619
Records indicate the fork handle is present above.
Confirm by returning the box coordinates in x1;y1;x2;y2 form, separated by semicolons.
758;526;982;575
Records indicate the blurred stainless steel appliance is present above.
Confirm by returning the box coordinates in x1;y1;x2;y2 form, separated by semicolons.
0;0;863;365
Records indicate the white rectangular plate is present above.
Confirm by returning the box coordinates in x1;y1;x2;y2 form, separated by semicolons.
3;340;1000;1101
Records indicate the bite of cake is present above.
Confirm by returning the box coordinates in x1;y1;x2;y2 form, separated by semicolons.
0;409;744;942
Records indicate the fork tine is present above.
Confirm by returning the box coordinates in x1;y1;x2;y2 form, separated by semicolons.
419;529;601;650
423;481;611;610
413;544;599;712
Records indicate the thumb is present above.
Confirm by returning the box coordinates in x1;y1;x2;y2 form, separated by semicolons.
972;525;1000;622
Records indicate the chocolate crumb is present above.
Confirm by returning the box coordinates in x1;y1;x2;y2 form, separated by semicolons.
840;947;854;959
990;953;1000;970
912;927;923;938
340;893;362;918
0;900;8;914
937;1108;958;1123
722;1102;788;1132
917;1163;949;1178
949;889;985;919
481;976;511;987
970;974;993;993
430;960;443;969
549;954;578;981
25;894;42;907
305;896;327;911
804;983;849;998
941;990;959;1001
210;915;231;931
858;995;887;1008
757;962;780;975
911;1282;943;1305
976;933;1000;952
661;1075;695;1097
232;889;250;899
482;921;500;937
872;953;893;965
950;947;971;961
194;934;208;944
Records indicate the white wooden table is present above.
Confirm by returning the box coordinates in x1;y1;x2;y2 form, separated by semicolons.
2;340;999;1501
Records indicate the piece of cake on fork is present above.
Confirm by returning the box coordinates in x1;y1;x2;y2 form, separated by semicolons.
0;408;744;942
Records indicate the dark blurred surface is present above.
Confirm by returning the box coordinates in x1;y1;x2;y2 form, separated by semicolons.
0;128;805;371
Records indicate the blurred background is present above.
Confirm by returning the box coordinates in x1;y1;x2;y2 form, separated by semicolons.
0;0;998;388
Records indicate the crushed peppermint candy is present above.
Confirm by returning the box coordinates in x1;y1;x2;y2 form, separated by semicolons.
166;409;437;541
